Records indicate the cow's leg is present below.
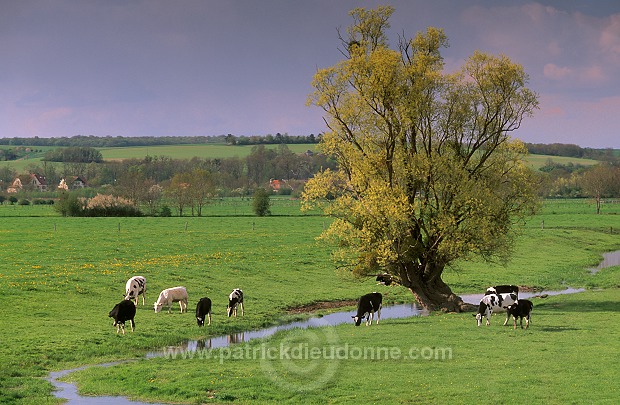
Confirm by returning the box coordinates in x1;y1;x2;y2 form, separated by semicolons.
377;305;381;324
367;312;373;326
240;302;244;317
486;311;491;326
207;312;212;326
513;317;517;330
503;313;510;326
130;319;135;332
142;290;146;306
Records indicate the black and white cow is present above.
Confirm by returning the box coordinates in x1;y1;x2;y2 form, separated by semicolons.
507;299;533;330
474;292;518;327
226;289;244;317
352;292;382;326
485;285;519;296
108;299;136;334
376;273;393;286
124;276;146;306
196;297;212;327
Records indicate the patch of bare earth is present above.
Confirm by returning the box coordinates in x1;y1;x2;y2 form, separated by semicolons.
286;300;357;314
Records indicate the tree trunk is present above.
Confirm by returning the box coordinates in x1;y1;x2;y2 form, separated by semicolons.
401;265;473;312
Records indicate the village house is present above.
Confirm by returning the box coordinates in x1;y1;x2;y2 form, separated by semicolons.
58;176;87;190
7;174;48;192
69;176;87;189
30;174;48;192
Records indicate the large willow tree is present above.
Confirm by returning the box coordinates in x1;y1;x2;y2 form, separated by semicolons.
302;6;540;311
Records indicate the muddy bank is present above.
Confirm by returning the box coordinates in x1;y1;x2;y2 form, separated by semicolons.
286;299;357;314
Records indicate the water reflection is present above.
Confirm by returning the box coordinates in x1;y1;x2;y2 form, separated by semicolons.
589;250;620;274
459;287;586;305
146;302;427;358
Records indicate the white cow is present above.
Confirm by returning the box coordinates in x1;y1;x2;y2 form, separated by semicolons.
154;286;188;313
124;276;146;306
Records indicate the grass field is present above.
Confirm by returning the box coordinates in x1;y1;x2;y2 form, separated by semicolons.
0;199;618;404
0;142;602;173
524;153;598;170
99;143;317;160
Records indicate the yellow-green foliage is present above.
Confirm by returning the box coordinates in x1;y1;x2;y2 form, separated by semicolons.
303;7;542;310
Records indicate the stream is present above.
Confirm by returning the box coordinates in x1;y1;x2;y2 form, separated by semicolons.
47;250;618;404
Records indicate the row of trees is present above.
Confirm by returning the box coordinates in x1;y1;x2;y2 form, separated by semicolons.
525;143;618;161
43;147;103;163
1;144;336;193
538;159;620;203
0;134;321;148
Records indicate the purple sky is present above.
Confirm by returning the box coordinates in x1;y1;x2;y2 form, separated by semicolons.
1;0;619;148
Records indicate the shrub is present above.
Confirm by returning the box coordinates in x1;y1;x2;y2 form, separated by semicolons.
252;188;271;216
160;205;172;217
18;199;30;206
55;192;82;217
82;194;142;217
55;193;142;217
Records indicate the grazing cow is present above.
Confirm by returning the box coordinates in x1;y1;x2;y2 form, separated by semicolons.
124;276;146;306
226;289;244;317
474;293;518;327
196;297;212;326
485;285;519;296
352;292;382;326
376;273;393;286
108;299;136;335
154;286;188;313
507;299;533;330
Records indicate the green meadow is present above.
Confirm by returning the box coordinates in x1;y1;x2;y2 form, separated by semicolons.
0;199;618;404
98;143;317;160
0;142;601;173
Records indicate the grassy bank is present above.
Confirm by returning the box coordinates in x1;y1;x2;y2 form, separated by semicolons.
66;289;620;404
0;199;618;403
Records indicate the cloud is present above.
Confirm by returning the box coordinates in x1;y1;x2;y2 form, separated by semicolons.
543;63;572;80
600;13;620;62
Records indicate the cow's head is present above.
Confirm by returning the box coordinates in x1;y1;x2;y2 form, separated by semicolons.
352;315;362;326
109;304;120;318
196;316;205;327
474;312;483;327
226;305;234;317
154;302;163;313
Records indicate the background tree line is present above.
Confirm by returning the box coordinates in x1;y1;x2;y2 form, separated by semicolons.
1;144;337;216
2;135;615;160
0;133;321;149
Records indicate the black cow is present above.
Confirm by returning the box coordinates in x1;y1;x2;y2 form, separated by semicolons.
227;289;244;317
108;299;136;335
507;299;533;329
352;292;382;326
196;297;212;327
485;285;519;296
